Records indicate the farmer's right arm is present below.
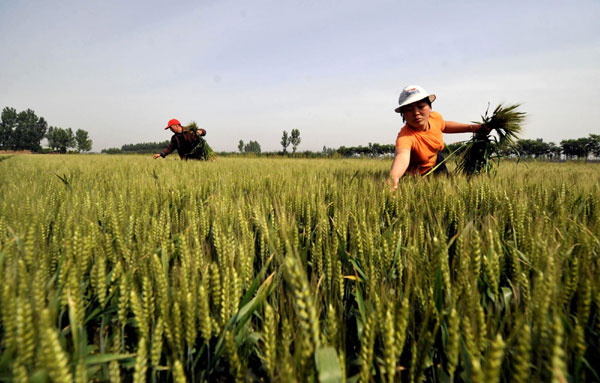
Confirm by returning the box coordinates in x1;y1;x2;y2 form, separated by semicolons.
389;148;410;190
154;138;177;159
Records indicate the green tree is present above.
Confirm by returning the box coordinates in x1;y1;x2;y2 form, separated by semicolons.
281;131;290;154
47;127;75;153
587;134;600;157
238;140;245;153
560;138;590;159
75;129;92;152
517;139;552;158
290;129;301;153
0;107;18;149
0;107;47;151
244;140;261;154
548;142;561;159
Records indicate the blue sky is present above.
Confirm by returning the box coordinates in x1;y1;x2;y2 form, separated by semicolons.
1;0;599;152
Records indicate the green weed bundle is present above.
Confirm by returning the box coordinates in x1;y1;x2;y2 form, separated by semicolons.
185;121;216;161
456;103;525;175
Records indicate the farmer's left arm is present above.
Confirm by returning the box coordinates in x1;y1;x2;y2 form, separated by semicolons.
443;121;484;134
197;128;206;137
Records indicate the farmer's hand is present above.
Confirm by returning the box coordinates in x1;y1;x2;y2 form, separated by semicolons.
389;149;410;190
477;124;491;134
386;176;400;190
153;153;161;159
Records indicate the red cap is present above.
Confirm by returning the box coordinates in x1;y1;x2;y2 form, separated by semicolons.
165;119;181;130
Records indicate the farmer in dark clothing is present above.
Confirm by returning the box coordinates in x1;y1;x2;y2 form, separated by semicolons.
153;119;213;161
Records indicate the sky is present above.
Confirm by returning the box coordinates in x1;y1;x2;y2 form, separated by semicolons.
1;0;599;152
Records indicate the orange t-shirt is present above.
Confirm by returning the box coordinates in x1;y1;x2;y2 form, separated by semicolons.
395;111;446;175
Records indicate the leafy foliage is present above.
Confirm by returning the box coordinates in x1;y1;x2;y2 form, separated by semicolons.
46;126;75;153
516;138;560;159
0;107;48;151
75;129;93;152
290;128;301;153
560;135;600;159
243;140;261;154
281;130;290;154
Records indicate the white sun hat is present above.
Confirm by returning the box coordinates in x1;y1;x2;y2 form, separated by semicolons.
394;85;436;113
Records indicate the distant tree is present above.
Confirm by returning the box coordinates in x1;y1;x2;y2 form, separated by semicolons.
547;142;561;159
0;107;47;151
290;129;301;153
516;139;535;157
560;138;589;159
244;140;261;154
75;129;92;152
337;146;351;157
587;134;600;157
517;139;552;158
320;145;335;157
47;127;75;153
46;127;59;151
0;107;17;149
238;140;245;153
369;143;395;156
281;131;290;154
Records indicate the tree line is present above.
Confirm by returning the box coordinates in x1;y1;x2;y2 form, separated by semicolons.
96;118;600;161
0;107;92;153
335;136;600;159
101;141;171;154
337;143;395;157
446;134;600;160
106;133;600;160
2;104;598;160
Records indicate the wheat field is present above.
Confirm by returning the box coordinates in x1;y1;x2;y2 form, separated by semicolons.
0;155;598;383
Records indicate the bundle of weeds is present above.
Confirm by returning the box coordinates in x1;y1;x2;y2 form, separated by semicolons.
186;121;216;161
190;138;216;161
456;103;525;175
185;121;201;134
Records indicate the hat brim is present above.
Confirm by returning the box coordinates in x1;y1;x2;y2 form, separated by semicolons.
394;94;436;113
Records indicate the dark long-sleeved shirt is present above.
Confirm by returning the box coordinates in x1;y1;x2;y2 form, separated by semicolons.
160;129;207;160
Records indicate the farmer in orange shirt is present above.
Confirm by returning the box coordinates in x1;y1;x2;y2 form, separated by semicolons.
389;85;487;189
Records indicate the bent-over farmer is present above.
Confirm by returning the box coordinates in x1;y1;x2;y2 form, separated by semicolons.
389;85;488;189
153;119;214;161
